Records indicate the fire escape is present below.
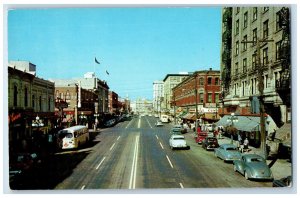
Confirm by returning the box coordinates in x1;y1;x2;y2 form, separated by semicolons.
220;8;232;115
276;7;291;107
221;8;232;97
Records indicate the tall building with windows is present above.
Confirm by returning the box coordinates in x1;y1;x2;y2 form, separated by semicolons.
220;7;291;127
162;73;190;113
173;69;221;123
153;80;164;114
8;61;55;153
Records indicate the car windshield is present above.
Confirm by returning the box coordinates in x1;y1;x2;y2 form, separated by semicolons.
64;133;73;138
250;158;263;162
208;138;217;142
226;147;237;151
174;137;184;140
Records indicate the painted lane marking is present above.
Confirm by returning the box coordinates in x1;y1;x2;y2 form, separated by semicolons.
96;157;106;170
146;119;153;128
125;119;133;129
159;142;164;150
155;135;159;140
129;135;140;189
138;118;141;129
179;183;184;188
117;136;121;141
110;143;116;151
81;185;85;190
166;155;174;169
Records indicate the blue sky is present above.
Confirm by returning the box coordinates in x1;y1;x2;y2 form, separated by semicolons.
8;7;222;100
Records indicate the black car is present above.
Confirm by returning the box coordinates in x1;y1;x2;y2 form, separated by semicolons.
272;176;292;187
202;137;219;150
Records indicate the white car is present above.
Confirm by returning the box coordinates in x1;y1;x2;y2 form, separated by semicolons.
156;120;163;127
169;135;190;150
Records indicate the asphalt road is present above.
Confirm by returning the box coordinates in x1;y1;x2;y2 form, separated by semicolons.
53;115;273;191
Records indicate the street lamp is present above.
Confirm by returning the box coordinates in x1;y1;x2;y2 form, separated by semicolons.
94;102;99;131
68;81;81;125
32;115;44;132
227;113;238;144
194;73;199;135
79;112;86;125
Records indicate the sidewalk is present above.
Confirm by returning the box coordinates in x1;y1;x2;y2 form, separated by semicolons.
184;129;292;180
217;135;292;180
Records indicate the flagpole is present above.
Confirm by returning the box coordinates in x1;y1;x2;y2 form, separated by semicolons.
94;56;95;74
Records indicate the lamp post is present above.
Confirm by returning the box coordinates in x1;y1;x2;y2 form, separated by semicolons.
79;112;87;125
68;81;81;125
194;73;199;135
172;94;176;124
227;113;238;144
94;102;99;131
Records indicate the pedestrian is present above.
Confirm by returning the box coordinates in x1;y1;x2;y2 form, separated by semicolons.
238;134;242;145
243;138;249;151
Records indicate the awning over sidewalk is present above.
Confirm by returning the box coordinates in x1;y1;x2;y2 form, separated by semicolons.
275;123;291;148
182;113;194;120
178;111;188;118
214;115;277;132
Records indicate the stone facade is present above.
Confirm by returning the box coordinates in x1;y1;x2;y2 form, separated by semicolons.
221;7;291;127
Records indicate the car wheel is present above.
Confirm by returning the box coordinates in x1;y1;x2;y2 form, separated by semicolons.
245;171;249;180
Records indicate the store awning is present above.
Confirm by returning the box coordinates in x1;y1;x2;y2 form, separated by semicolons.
275;123;291;148
183;113;193;119
178;111;188;118
214;115;274;132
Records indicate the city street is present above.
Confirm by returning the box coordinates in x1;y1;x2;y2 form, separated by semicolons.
31;116;273;190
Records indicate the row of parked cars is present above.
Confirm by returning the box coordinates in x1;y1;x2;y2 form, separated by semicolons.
203;137;292;186
167;124;291;187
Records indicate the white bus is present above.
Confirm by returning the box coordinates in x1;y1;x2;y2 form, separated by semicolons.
58;125;90;149
160;115;169;123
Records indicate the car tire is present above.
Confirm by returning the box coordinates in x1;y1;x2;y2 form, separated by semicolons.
245;171;249;180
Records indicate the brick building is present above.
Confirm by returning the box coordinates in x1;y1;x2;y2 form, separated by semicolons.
173;68;221;123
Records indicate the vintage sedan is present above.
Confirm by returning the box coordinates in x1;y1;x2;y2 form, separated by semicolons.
173;124;187;134
233;154;273;180
169;135;190;150
202;137;219;151
170;127;182;136
155;120;163;127
214;144;242;162
273;176;292;187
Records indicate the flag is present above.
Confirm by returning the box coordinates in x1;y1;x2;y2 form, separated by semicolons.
106;70;109;75
95;57;100;64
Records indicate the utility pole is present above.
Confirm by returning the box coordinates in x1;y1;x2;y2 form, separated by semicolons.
194;73;199;134
241;37;273;159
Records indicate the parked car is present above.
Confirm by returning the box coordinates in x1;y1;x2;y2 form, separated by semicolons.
104;119;116;127
202;137;219;150
173;124;187;134
169;135;190;150
205;124;214;132
9;152;40;179
195;131;208;144
156;120;163;127
233;154;273;181
272;176;292;187
214;144;242;162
